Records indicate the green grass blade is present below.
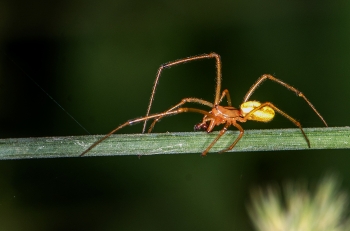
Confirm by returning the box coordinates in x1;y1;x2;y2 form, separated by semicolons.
0;127;348;160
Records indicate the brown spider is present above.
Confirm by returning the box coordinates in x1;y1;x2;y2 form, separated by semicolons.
80;53;327;157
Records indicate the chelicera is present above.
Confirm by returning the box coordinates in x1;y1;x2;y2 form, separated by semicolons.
80;53;327;157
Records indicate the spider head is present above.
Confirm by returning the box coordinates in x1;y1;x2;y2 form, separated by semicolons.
194;122;209;131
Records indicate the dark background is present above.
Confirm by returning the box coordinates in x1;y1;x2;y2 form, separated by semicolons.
0;1;349;230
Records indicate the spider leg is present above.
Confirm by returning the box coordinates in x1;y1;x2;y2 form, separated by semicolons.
80;107;215;157
242;74;327;126
201;122;231;156
142;53;222;133
147;97;213;133
218;122;244;153
243;102;311;148
218;89;232;106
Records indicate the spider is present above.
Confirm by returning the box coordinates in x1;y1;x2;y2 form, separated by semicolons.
80;53;327;157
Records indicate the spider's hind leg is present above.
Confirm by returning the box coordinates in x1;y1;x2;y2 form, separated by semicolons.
243;74;327;127
243;101;310;148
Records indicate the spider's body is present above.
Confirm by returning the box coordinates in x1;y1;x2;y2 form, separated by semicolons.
80;53;327;157
195;102;274;132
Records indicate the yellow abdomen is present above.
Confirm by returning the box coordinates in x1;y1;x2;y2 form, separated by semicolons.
240;101;275;122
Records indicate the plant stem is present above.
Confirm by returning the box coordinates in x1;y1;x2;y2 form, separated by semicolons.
0;127;348;160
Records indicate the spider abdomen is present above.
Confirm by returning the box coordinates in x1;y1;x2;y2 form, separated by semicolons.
240;101;275;122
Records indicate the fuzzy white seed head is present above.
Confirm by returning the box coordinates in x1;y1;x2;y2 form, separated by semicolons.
247;175;350;231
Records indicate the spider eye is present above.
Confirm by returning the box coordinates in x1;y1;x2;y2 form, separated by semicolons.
194;122;208;131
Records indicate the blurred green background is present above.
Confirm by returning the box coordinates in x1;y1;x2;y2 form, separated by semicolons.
0;0;350;230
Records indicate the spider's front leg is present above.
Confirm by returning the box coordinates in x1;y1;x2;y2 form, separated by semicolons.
147;98;213;133
80;107;215;157
142;53;223;133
